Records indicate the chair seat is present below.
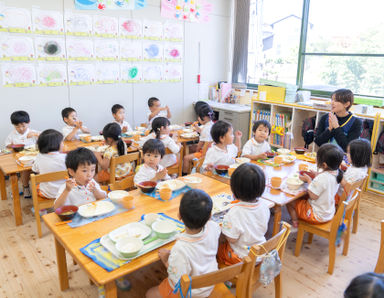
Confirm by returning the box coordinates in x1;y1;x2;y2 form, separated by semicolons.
209;283;235;298
37;195;55;210
300;218;349;233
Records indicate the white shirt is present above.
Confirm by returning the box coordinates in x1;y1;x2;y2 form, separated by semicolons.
32;152;67;198
199;121;213;142
344;166;367;184
242;138;271;157
55;178;106;206
222;200;270;258
114;120;133;133
62;125;79;140
5;128;39;147
147;109;168;127
134;164;170;185
308;171;339;222
167;221;221;297
202;144;238;169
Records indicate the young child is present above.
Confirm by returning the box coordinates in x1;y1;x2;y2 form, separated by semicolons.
94;123;132;183
147;97;171;127
54;147;106;209
61;107;90;141
287;143;344;228
134;139;170;185
32;129;66;199
146;189;221;298
217;163;270;265
5;110;40;198
343;139;372;184
111;104;133;133
139;117;181;168
182;105;214;174
242;120;271;160
344;272;384;298
202;120;242;171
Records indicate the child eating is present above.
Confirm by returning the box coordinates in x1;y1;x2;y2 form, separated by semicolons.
147;97;171;127
61;107;90;141
343;139;372;184
242;120;271;160
111;104;133;133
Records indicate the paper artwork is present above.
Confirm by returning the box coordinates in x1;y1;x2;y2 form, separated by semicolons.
37;63;67;86
142;64;162;82
32;8;64;34
164;43;182;62
95;62;120;84
143;20;163;40
94;39;119;60
120;63;142;83
3;7;32;33
142;42;163;62
68;63;95;85
66;38;94;60
120;40;142;61
75;0;147;10
65;11;92;36
35;37;66;61
161;0;212;23
0;3;7;32
164;64;182;82
1;36;34;61
119;18;141;39
2;63;36;87
93;15;118;37
163;21;183;41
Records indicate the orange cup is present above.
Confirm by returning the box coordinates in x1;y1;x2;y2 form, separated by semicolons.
121;195;134;209
271;177;282;189
299;163;309;171
158;187;172;201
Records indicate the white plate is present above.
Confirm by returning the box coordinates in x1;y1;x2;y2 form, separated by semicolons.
212;193;233;214
281;155;296;163
157;179;186;191
91;135;104;142
169;124;183;130
108;190;129;204
78;200;115;218
277;148;291;155
180;132;199;139
182;128;194;133
109;222;152;243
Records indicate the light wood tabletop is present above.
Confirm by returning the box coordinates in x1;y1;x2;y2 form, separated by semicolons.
42;173;273;298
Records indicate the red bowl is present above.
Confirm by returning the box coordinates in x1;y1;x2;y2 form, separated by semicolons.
299;170;316;180
184;122;193;127
340;164;348;171
138;181;157;193
215;165;229;175
55;205;78;221
11;144;25;152
124;139;132;147
266;152;276;159
294;147;306;155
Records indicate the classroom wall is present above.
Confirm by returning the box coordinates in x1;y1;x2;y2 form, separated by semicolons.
0;0;231;143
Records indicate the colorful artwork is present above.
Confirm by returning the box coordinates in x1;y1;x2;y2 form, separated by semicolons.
120;40;142;61
143;42;163;62
65;11;93;36
164;63;182;82
94;39;119;60
93;15;118;37
66;38;94;60
119;18;141;38
1;36;34;61
37;63;67;86
35;37;66;61
95;62;120;84
75;0;146;10
164;43;183;62
161;0;212;23
120;63;142;83
3;7;32;33
2;63;36;87
143;20;163;40
142;64;162;82
32;8;64;34
163;21;183;41
68;63;95;85
0;3;6;32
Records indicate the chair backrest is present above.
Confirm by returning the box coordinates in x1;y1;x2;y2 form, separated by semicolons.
109;151;141;184
180;256;252;298
247;222;291;296
330;189;360;233
193;142;212;173
374;220;384;273
31;170;68;185
339;178;366;203
165;146;184;176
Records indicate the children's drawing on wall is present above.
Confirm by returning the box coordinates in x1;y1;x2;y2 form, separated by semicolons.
120;40;142;61
143;64;162;82
2;63;36;87
37;63;67;86
93;15;118;37
120;63;142;83
66;38;94;60
119;18;142;38
68;63;95;85
143;20;163;40
75;0;147;10
95;62;120;83
35;37;66;61
143;42;163;62
2;7;32;32
94;39;119;60
161;0;212;23
163;21;183;41
1;36;34;61
65;11;92;36
0;3;7;32
32;8;64;35
164;43;182;62
164;63;182;82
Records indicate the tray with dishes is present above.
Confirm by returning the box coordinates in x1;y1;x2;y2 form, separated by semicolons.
16;154;36;167
180;132;199;139
157;179;186;191
91;135;104;142
78;200;116;218
86;145;109;153
211;193;235;223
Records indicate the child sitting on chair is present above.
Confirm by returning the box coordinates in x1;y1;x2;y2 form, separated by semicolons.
111;104;133;133
61;107;90;141
147;97;171;127
242;120;271;160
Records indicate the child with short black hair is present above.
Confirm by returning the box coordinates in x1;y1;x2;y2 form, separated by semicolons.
344;272;384;298
61;107;90;141
134;139;170;184
54;147;106;209
146;189;221;298
111;104;133;133
217;163;270;265
32;129;66;199
147;97;171;127
202;120;242;171
242;120;271;160
344;139;372;184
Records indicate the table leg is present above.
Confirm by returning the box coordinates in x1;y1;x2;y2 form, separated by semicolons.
55;238;69;291
105;281;117;298
0;170;6;200
183;143;189;156
272;206;282;236
10;174;22;226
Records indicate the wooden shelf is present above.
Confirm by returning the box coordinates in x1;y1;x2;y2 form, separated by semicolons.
371;168;384;175
367;186;384;196
369;178;384;185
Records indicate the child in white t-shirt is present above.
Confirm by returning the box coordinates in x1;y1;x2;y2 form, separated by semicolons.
202;120;242;171
146;189;221;298
287;143;344;227
54;147;106;209
32;129;66;199
111;104;133;134
217;163;270;265
147;97;171;127
134;139;170;185
242;120;271;160
61;107;90;141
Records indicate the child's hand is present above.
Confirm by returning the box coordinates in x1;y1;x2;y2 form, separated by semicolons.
65;178;76;191
156;168;168;180
299;173;312;184
158;248;170;262
165;105;170;112
259;152;267;160
87;181;96;192
235;130;242;138
27;131;39;138
122;126;128;133
205;164;214;171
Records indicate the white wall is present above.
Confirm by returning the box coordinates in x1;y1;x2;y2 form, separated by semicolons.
0;0;231;142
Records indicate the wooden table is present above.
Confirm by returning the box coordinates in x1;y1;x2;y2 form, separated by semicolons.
42;173;273;297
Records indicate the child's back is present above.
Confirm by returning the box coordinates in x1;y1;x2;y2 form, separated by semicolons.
344;139;372;184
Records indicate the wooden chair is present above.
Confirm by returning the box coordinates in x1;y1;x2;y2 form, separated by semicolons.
30;170;68;238
247;222;291;298
348;177;367;234
295;190;360;274
109;151;141;185
166;146;184;177
179;256;252;298
191;142;211;173
374;220;384;273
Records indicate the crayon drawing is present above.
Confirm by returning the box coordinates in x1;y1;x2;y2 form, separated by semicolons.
35;37;66;61
68;63;95;85
163;21;183;41
119;17;142;38
65;11;93;36
161;0;212;23
164;43;183;62
66;38;94;60
95;62;120;83
32;8;64;34
143;42;163;62
75;0;146;10
2;63;36;87
143;64;162;82
93;15;118;37
143;20;163;40
120;40;142;61
3;7;32;32
120;63;142;82
164;64;182;82
37;63;67;86
94;39;119;60
1;36;34;60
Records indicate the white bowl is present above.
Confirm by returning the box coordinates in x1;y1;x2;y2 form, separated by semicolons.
144;213;159;226
19;155;35;166
152;220;177;239
235;157;251;164
115;237;143;258
277;148;291;155
108;190;130;204
286;177;304;190
183;176;202;188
